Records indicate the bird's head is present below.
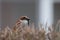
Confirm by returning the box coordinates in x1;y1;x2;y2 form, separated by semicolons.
20;16;30;20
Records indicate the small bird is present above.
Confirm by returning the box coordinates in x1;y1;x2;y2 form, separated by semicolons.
16;16;30;27
13;16;30;31
20;16;30;26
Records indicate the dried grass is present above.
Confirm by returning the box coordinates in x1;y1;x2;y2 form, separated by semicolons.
0;19;60;40
0;23;46;40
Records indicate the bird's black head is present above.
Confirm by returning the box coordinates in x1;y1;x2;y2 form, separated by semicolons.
20;16;30;20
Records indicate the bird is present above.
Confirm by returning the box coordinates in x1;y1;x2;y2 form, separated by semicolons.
20;16;30;26
13;16;30;31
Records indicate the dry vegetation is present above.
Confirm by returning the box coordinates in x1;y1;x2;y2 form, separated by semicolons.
0;20;60;40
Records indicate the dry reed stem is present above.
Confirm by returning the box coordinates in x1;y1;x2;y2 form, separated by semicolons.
0;19;60;40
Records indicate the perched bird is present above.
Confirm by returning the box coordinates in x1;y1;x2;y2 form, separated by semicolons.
13;16;30;31
20;16;30;26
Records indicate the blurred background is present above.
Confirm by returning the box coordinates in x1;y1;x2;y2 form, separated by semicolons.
0;0;60;28
1;0;35;28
